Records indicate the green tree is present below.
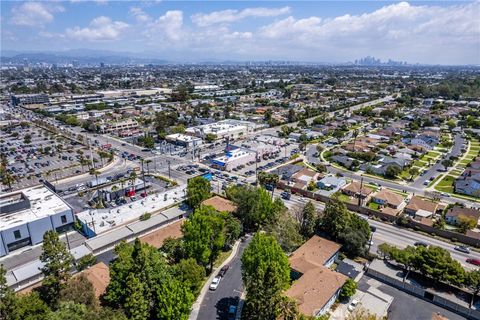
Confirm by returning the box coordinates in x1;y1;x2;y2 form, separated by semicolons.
457;215;477;233
339;279;357;300
15;292;50;320
223;214;242;248
320;195;370;257
299;201;317;239
441;159;454;171
408;167;420;180
155;277;194;320
160;237;186;264
265;210;304;254
59;274;97;309
39;231;73;307
182;205;225;271
466;269;480;307
186;176;211;209
319;195;351;241
0;264;18;320
385;165;401;178
241;233;290;320
124;274;149;320
227;185;284;231
413;245;465;285
104;239;169;316
171;258;206;295
48;301;96;320
391;246;417;281
377;243;395;260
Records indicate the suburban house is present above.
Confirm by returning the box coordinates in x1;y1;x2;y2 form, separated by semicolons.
286;236;348;317
276;164;304;181
330;155;355;169
291;167;321;188
201;196;237;213
455;169;480;197
371;189;405;209
404;196;445;219
342;181;374;200
445;206;480;227
317;176;347;191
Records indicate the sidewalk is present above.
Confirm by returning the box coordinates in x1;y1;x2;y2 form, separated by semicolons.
189;239;242;320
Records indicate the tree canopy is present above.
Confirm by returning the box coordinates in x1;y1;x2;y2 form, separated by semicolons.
186;176;211;209
241;233;291;320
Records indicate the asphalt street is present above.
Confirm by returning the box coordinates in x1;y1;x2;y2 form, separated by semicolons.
197;239;251;320
411;133;465;189
283;193;480;271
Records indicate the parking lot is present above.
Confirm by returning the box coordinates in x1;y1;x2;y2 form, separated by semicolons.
62;169;172;212
1;125;101;191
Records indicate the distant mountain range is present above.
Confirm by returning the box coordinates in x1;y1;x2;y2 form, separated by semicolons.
0;49;173;65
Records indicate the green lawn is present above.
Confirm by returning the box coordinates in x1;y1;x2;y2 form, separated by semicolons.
338;193;352;203
434;175;455;193
368;202;381;211
413;160;428;167
426;151;441;157
428;175;443;187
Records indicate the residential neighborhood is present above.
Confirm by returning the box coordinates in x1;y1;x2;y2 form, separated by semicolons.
1;1;480;320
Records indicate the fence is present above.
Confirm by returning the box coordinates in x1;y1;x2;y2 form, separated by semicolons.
367;263;480;320
276;181;480;248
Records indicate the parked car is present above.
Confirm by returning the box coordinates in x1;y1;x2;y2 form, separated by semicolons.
467;259;480;266
227;305;237;320
414;241;428;247
280;191;291;200
218;265;230;277
455;246;471;254
348;299;359;312
209;276;221;290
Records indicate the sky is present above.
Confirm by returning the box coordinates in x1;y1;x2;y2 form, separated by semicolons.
1;1;479;64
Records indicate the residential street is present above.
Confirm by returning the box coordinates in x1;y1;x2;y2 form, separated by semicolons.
197;238;251;320
411;133;465;189
283;193;480;270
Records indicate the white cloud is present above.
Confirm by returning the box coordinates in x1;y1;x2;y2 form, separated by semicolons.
11;2;64;27
191;6;290;27
257;1;480;64
130;7;151;23
66;16;129;41
145;10;184;42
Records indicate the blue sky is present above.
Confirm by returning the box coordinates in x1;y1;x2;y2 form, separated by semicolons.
1;1;479;64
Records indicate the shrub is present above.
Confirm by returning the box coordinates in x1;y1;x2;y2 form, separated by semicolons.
140;212;152;221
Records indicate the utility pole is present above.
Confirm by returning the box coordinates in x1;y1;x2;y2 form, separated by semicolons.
64;229;71;250
255;150;259;186
167;160;171;180
141;159;146;195
358;176;364;207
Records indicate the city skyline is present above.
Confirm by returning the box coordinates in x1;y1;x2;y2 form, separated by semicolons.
1;1;479;65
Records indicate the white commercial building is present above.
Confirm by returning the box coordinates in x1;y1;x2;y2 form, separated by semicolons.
76;185;186;237
186;119;256;141
165;133;203;148
211;147;256;171
0;186;75;257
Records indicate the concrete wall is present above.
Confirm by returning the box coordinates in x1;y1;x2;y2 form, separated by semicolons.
276;181;480;248
1;224;30;247
367;267;480;320
0;233;6;257
28;216;54;245
50;209;75;231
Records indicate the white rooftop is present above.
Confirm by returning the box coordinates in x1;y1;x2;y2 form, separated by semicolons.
76;185;186;234
0;185;71;231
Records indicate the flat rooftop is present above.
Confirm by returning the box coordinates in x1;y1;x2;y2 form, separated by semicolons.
77;185;186;234
0;185;71;231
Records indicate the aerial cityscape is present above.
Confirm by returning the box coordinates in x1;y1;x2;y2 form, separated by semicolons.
1;1;480;320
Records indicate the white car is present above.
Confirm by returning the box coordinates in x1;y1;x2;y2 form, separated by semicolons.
348;299;359;312
209;276;221;291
